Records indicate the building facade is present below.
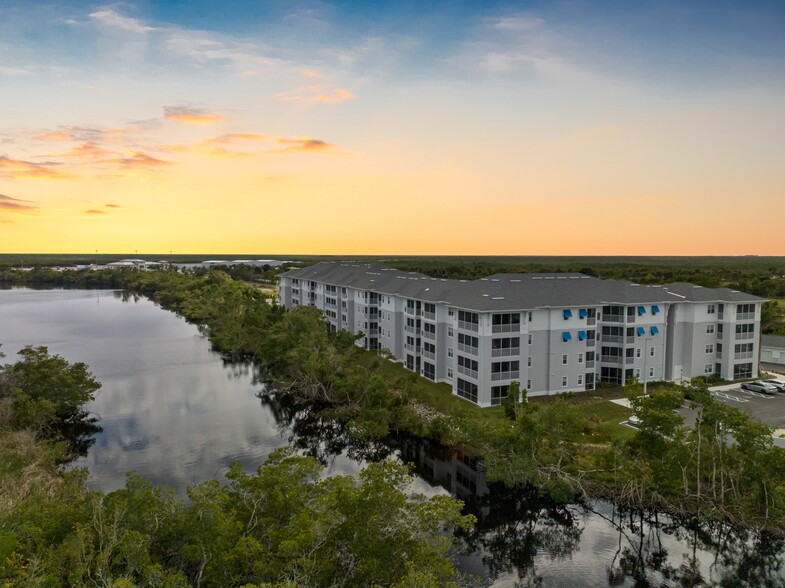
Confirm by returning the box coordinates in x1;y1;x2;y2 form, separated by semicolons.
279;263;764;407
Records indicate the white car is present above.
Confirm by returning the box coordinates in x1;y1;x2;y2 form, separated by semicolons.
627;414;642;427
763;379;785;393
740;381;779;395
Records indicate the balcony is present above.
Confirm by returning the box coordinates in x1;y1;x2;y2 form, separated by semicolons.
458;320;479;332
404;324;419;334
625;357;635;364
421;330;435;341
492;324;519;334
602;335;623;344
422;349;436;360
404;307;421;316
587;317;597;326
735;333;754;341
491;370;520;381
736;312;755;321
603;315;624;323
717;332;723;340
626;314;636;324
458;365;479;379
585;360;595;368
367;328;379;336
734;351;754;360
404;343;421;354
715;351;723;359
586;339;595;347
601;355;623;365
458;343;479;355
626;336;635;344
492;347;520;357
423;311;436;321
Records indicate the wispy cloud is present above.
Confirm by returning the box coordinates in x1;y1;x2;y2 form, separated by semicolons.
0;193;37;211
84;209;106;214
51;142;117;159
491;15;546;32
0;156;69;179
105;203;122;208
0;65;34;77
206;133;333;154
109;151;170;168
275;85;355;105
89;7;155;34
35;130;73;141
164;105;226;125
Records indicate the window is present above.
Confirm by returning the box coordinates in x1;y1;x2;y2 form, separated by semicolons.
423;322;436;335
447;368;453;378
458;333;479;353
563;309;573;320
562;376;568;387
704;364;714;374
458;355;478;373
492;337;520;356
456;378;478;403
649;367;654;378
706;324;715;334
637;306;646;316
492;313;521;332
448;308;454;316
448;327;454;337
579;308;589;318
562;331;572;342
652;305;660;315
707;304;716;314
578;353;584;364
578;374;584;385
458;311;479;331
528;312;533;322
705;344;714;354
636;326;645;336
491;385;509;406
491;361;520;381
528;334;533;345
636;348;641;358
423;302;435;314
447;347;453;358
527;379;532;390
733;363;753;380
527;356;532;367
650;347;655;357
423;362;435;381
562;354;568;365
635;368;641;378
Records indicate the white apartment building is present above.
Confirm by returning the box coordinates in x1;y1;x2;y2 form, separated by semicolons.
278;263;764;407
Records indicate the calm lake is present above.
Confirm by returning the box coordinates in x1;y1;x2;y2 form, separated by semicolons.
1;287;783;587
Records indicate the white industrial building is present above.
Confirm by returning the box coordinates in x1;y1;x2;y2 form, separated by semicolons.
278;262;764;407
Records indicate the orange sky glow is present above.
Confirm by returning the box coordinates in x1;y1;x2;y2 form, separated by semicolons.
1;2;784;255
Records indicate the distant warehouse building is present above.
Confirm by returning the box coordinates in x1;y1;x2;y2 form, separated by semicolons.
278;262;764;407
761;335;785;373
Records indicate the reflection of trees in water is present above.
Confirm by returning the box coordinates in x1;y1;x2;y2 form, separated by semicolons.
592;505;785;587
59;410;102;459
256;385;393;464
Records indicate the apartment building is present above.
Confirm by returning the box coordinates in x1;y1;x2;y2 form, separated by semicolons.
279;263;764;407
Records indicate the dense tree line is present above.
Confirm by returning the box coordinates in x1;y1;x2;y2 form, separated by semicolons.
0;346;475;587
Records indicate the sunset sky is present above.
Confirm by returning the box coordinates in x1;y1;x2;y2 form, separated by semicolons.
1;1;784;255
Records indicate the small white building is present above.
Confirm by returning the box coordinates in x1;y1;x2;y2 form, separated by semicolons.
761;335;785;373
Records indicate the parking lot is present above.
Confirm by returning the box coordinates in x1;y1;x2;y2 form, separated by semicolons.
677;384;785;438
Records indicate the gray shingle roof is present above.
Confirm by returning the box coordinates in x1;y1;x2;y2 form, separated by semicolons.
282;262;764;312
762;335;785;349
661;282;765;303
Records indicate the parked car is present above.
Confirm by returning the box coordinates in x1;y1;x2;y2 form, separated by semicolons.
740;381;779;395
627;414;641;427
763;379;785;393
